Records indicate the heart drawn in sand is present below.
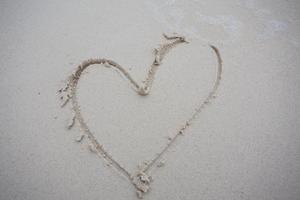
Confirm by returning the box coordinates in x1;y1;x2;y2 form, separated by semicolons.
59;34;222;199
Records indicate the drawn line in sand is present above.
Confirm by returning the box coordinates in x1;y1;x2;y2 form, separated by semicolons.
59;33;222;198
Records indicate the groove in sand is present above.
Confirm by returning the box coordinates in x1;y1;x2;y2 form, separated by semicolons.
59;34;223;198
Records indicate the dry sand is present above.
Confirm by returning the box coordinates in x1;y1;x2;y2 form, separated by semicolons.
1;0;300;200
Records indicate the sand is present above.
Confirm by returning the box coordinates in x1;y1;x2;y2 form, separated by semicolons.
1;0;300;200
58;34;221;198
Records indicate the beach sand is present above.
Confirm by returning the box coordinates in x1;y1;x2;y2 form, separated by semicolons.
1;0;300;199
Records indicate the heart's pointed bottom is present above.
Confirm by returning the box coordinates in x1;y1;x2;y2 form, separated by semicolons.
131;171;152;199
137;85;150;96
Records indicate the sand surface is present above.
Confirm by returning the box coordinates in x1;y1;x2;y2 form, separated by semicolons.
1;0;300;199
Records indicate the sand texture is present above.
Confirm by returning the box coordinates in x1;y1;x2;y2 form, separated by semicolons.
1;0;300;200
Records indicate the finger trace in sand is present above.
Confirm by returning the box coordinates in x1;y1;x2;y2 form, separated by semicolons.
60;34;222;198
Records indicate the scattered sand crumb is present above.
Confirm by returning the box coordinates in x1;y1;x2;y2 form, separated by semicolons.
132;171;152;199
88;144;97;153
136;190;143;199
75;134;84;142
67;116;76;130
157;161;165;168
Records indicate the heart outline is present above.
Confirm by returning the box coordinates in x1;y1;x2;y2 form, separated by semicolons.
59;34;222;198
